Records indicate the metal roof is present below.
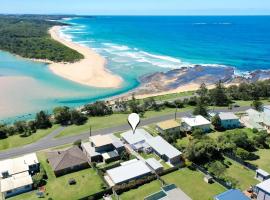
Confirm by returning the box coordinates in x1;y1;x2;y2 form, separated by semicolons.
0;153;39;177
218;112;239;120
156;120;180;130
256;168;270;177
256;179;270;193
0;171;33;193
182;115;211;127
121;129;153;145
145;158;163;170
147;136;182;159
215;189;249;200
107;160;151;184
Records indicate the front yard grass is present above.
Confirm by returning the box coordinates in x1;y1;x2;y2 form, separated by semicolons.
162;168;226;200
0;125;60;151
10;151;105;200
120;180;162;200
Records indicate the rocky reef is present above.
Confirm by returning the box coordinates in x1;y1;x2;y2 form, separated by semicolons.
132;65;270;95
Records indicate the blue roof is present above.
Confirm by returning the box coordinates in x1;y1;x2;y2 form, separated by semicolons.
215;189;250;200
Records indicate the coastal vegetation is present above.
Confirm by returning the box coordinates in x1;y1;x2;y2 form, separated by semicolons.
0;15;83;62
1;79;270;150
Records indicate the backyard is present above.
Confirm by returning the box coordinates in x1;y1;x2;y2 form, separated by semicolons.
120;180;162;200
223;158;259;190
10;151;105;200
249;149;270;173
161;168;226;200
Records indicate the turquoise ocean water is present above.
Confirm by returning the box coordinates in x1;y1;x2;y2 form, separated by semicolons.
1;16;270;122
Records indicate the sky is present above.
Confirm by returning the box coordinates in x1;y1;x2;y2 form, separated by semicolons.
0;0;270;15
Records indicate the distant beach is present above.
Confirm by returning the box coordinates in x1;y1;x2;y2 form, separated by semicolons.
49;26;123;88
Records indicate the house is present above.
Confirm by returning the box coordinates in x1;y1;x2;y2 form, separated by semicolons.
243;108;270;132
181;115;211;132
0;172;33;198
255;179;270;200
214;189;249;200
81;134;125;163
156;120;181;135
47;146;89;177
0;153;39;198
256;169;270;182
0;153;39;178
145;184;192;200
145;158;163;173
217;112;241;129
121;129;153;151
147;136;182;165
104;159;152;186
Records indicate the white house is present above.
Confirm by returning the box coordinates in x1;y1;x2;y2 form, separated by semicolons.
256;169;270;182
0;153;39;198
121;129;153;151
243;108;270;132
255;179;270;200
104;159;152;186
147;136;182;165
181;115;211;132
218;112;241;129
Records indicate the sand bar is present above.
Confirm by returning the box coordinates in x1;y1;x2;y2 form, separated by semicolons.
49;26;122;88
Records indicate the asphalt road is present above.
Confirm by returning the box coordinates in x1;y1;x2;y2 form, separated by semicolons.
0;106;249;160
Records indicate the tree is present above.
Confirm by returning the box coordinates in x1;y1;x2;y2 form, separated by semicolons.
210;81;230;106
212;114;222;130
196;83;208;104
128;94;140;113
84;101;112;116
185;137;222;164
0;124;8;139
192;128;204;138
70;110;87;125
207;161;226;178
35;111;52;129
53;106;71;125
253;131;270;148
13;121;27;134
193;98;208;117
251;100;263;112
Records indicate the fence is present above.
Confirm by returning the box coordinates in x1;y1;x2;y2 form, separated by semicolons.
79;188;112;200
191;163;232;190
224;153;258;171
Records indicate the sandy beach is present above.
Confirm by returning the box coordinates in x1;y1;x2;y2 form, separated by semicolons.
49;26;123;88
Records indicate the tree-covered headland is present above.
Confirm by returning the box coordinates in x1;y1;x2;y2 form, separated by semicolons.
0;15;83;62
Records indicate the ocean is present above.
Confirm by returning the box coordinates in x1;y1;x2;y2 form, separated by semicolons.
1;16;270;122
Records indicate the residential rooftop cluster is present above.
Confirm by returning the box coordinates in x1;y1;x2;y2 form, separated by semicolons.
1;106;270;200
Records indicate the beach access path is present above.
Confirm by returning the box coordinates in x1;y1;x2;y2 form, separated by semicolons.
0;106;250;160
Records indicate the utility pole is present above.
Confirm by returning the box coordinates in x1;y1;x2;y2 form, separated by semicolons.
175;103;178;120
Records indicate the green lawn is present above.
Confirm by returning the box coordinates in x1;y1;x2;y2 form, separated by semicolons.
0;125;60;151
208;128;254;140
138;91;195;102
120;180;162;200
10;151;105;200
249;149;270;173
162;168;226;200
224;158;259;190
56;107;193;138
